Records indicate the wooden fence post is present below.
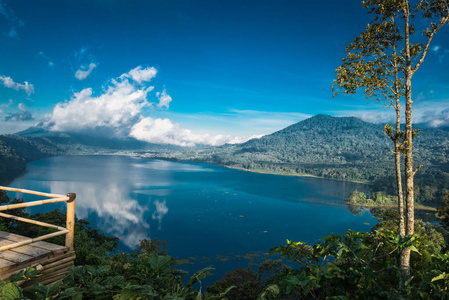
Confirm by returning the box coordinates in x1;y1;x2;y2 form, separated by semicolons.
66;193;76;251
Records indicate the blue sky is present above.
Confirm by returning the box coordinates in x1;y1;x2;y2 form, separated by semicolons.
1;0;448;146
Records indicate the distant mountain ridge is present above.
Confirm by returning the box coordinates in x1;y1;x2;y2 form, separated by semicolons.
0;134;66;184
151;115;449;186
0;126;184;183
16;126;185;153
2;115;449;204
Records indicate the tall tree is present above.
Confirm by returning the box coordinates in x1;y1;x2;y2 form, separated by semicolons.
399;0;448;278
333;0;449;282
332;5;406;240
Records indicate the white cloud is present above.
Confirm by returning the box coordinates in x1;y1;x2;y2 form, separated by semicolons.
334;100;449;127
123;66;157;84
0;76;34;95
5;103;33;121
75;62;97;80
45;67;155;134
130;117;261;147
44;65;267;147
432;45;441;52
156;89;172;109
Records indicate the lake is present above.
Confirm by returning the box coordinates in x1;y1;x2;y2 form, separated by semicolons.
8;155;376;282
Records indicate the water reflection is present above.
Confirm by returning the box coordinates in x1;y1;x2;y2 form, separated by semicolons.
48;181;151;248
9;156;178;249
10;155;377;275
152;200;168;230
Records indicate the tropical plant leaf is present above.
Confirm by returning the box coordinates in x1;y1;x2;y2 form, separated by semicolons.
148;252;172;276
9;267;40;282
30;282;61;300
431;272;448;282
0;283;23;300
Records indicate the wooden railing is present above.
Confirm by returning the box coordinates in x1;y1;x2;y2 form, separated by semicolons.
0;186;76;252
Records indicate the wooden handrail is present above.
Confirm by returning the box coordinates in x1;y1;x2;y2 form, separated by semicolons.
0;186;66;198
0;197;70;211
0;186;76;252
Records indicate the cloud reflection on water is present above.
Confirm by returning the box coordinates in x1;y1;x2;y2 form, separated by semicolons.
49;181;151;248
152;200;168;230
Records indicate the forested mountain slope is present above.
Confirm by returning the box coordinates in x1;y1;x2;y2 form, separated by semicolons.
0;134;65;183
152;115;449;204
17;126;184;154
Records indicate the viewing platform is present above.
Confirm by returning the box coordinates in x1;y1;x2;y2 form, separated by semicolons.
0;186;76;287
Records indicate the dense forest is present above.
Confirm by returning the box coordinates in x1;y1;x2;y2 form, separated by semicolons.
148;115;449;206
0;135;65;184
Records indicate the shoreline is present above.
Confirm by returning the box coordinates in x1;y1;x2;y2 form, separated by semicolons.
348;203;437;212
224;166;369;184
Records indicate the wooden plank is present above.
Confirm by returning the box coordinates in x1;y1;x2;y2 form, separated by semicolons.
41;263;73;275
44;256;75;270
0;258;16;271
0;230;75;284
32;241;68;255
0;238;17;248
0;232;30;242
1;250;75;280
41;251;75;265
10;244;52;259
0;250;34;264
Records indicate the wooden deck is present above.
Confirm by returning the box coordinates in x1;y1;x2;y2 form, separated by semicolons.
0;231;75;287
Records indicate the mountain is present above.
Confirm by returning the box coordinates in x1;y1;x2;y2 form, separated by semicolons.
3;115;449;204
0;126;184;183
16;126;185;154
0;134;67;184
149;115;449;204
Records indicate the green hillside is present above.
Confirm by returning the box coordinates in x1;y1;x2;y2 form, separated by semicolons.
150;115;449;205
0;134;66;184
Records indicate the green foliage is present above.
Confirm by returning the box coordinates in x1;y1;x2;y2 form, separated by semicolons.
207;268;263;300
207;260;289;300
0;248;231;300
259;228;438;299
346;190;398;207
1;282;24;300
438;192;449;227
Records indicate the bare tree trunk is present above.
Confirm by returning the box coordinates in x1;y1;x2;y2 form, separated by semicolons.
395;109;405;239
400;2;413;278
392;34;405;239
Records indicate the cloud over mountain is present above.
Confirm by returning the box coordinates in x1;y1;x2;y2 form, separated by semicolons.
44;66;154;136
43;66;255;147
5;103;33;121
130;117;260;147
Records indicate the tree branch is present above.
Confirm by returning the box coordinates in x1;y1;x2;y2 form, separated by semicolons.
412;16;449;74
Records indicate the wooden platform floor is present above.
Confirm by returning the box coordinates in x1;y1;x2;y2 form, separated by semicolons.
0;231;75;285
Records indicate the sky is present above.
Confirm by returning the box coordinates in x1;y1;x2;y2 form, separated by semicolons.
1;0;449;146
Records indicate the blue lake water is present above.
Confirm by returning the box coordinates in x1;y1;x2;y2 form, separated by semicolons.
8;155;376;282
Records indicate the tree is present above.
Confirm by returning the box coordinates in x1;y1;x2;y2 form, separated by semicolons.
332;0;407;240
333;0;449;284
